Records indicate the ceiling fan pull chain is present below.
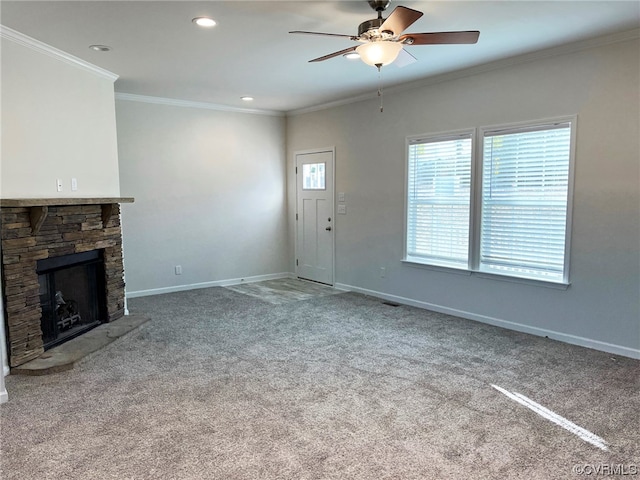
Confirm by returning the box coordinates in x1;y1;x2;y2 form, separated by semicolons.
377;64;384;113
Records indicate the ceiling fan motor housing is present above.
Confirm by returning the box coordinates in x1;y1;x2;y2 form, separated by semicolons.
358;18;386;38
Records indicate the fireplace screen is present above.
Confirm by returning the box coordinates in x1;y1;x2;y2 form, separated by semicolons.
37;250;107;350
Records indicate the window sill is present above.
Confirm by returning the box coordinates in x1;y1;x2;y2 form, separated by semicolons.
473;271;571;290
402;259;472;276
402;259;571;290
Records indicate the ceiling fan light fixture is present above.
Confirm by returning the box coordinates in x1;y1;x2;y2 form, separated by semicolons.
356;41;402;66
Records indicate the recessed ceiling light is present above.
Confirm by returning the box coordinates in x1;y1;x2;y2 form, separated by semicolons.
192;17;217;27
89;45;111;52
344;52;360;60
241;96;254;102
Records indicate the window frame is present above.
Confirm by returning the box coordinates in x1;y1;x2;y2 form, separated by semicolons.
403;128;476;270
403;116;577;288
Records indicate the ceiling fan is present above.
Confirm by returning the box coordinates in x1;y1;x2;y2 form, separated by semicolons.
290;0;480;68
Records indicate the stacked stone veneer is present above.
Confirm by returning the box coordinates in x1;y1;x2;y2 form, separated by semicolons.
1;204;126;367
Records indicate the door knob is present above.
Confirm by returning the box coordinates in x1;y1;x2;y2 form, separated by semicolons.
325;226;332;231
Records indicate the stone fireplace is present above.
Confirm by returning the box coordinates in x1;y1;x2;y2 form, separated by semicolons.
1;198;133;367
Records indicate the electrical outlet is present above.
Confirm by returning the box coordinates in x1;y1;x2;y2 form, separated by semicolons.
380;267;386;278
175;265;182;275
71;178;78;191
56;179;63;192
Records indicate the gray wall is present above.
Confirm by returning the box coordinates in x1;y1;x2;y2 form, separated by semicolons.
116;99;289;295
1;31;120;198
286;37;640;357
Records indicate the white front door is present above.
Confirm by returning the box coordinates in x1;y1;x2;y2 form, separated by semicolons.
296;149;334;285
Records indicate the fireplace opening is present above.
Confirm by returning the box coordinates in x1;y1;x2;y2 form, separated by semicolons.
37;250;108;350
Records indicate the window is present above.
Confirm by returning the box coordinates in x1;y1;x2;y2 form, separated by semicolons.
405;118;575;285
302;163;326;190
479;123;572;282
406;132;473;268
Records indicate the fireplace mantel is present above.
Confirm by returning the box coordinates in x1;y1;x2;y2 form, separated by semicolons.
1;198;134;235
0;197;134;207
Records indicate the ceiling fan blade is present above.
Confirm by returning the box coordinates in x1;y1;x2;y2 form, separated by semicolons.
399;31;480;45
289;30;355;40
379;6;423;36
394;48;417;68
309;46;358;63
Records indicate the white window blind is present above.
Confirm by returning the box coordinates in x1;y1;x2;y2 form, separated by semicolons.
480;123;572;282
406;134;472;268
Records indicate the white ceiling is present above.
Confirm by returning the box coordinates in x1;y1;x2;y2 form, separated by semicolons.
1;1;639;113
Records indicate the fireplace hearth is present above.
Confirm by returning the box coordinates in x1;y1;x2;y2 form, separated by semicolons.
1;197;133;367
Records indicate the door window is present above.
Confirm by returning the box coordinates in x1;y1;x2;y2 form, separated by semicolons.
302;163;326;190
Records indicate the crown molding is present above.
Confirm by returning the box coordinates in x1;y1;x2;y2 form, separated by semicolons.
114;92;285;117
388;27;640;99
0;25;118;82
288;27;640;117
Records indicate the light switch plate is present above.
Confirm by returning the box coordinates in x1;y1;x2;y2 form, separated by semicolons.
338;192;345;202
71;178;78;191
337;204;346;215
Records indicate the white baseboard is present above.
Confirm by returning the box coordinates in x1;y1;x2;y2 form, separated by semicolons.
335;283;640;360
0;389;7;404
126;272;294;299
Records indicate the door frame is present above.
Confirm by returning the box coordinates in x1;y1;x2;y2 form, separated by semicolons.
294;147;336;286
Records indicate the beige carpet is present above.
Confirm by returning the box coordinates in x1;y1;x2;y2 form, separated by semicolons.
1;284;638;479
